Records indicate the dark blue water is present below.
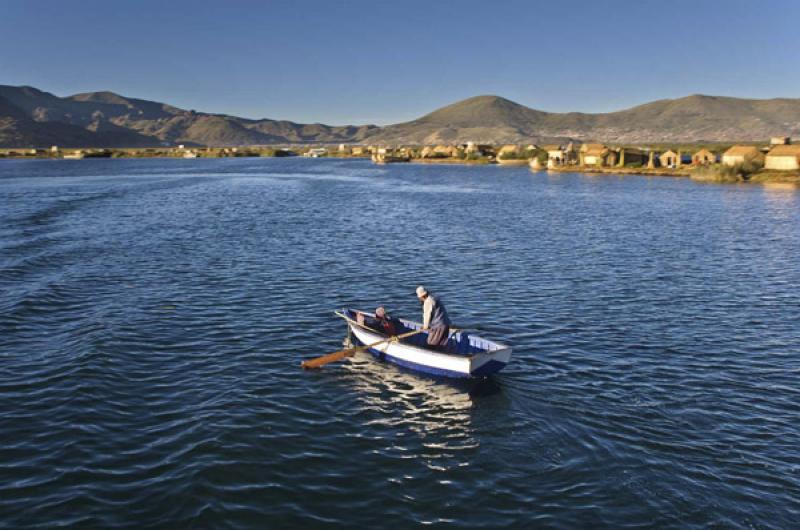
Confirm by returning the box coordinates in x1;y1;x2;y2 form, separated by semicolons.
1;157;799;529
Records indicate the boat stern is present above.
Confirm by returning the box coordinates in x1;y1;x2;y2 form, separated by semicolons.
469;347;512;377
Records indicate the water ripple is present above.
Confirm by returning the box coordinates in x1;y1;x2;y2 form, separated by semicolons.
1;159;799;528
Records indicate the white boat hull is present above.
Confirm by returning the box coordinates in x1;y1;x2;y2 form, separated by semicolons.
347;319;512;378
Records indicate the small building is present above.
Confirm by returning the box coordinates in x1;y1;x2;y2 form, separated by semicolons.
351;146;366;156
305;148;328;158
464;142;492;156
616;147;648;166
545;145;566;167
660;150;679;168
544;144;579;167
464;142;483;156
692;148;717;165
372;147;410;164
764;144;800;170
564;143;578;164
421;145;457;158
580;144;615;166
497;144;527;164
50;145;59;153
371;147;392;162
770;137;791;146
722;145;763;166
497;144;519;157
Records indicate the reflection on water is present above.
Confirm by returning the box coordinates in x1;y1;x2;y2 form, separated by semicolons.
761;181;799;192
340;350;504;471
761;182;799;222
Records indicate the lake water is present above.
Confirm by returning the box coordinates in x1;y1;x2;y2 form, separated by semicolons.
1;157;799;529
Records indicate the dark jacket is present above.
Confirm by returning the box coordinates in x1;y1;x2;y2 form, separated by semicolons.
364;315;400;336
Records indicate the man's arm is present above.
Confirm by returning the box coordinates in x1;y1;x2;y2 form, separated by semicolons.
423;297;433;329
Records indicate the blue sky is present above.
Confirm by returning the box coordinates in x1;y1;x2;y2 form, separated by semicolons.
1;0;798;125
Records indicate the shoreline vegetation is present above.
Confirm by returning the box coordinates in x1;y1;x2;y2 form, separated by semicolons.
2;141;799;186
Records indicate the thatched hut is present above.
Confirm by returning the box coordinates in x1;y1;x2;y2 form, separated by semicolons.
580;144;615;166
497;144;520;157
660;150;679;168
765;145;800;170
692;148;717;165
722;145;763;166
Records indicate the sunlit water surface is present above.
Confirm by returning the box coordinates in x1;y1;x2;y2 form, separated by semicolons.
1;158;799;528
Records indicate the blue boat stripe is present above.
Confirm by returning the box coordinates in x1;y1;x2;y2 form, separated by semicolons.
367;348;470;378
366;348;507;378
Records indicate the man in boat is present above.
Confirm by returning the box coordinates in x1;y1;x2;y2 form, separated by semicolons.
416;286;451;351
360;306;400;336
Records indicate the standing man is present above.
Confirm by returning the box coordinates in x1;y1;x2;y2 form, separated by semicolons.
416;286;451;351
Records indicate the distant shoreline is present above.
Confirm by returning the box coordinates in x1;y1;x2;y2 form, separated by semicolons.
545;165;691;177
405;158;492;166
2;147;798;186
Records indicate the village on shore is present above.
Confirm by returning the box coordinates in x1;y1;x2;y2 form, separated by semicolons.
363;137;800;183
2;137;799;184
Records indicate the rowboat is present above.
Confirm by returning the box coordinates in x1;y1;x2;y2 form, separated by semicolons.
337;309;512;378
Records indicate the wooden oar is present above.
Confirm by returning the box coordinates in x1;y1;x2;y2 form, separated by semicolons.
301;328;425;369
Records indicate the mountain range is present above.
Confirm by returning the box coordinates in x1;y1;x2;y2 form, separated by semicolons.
1;84;799;148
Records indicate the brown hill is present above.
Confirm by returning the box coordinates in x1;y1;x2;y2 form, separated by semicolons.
366;95;563;144
2;84;800;148
0;85;377;147
0;93;119;148
368;94;800;144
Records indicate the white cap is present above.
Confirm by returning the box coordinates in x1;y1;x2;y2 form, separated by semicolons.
416;285;428;297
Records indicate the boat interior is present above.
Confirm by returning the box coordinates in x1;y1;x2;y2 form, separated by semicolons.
342;308;502;356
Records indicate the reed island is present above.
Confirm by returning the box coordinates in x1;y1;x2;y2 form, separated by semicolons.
2;139;800;185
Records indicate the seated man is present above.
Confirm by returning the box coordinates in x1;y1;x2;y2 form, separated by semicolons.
358;306;401;336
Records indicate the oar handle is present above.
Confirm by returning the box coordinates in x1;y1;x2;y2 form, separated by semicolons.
358;328;426;350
